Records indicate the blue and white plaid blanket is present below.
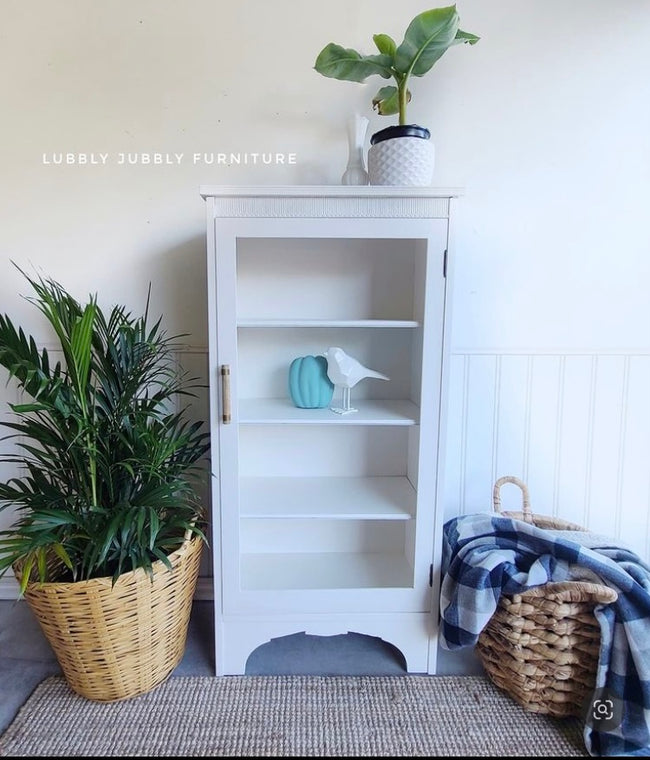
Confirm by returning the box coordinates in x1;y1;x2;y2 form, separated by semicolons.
440;513;650;757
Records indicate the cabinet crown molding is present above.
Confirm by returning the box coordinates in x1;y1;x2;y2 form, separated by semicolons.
201;185;463;220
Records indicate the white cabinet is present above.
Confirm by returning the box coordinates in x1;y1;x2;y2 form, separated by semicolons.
201;186;458;675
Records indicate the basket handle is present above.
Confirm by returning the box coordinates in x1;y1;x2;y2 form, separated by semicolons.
493;476;532;523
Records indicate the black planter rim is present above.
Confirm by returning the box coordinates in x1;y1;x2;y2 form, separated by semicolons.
370;124;430;146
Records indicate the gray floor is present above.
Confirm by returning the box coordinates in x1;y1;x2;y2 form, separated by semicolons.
0;599;483;736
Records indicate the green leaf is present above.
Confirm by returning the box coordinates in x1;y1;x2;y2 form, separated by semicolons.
372;85;410;116
36;547;47;581
70;299;97;395
152;546;173;571
394;5;461;77
454;29;480;46
149;509;160;550
18;556;34;594
52;542;73;571
314;43;392;83
9;402;49;413
373;34;396;57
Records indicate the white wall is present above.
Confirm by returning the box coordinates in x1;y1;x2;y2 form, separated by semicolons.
1;0;649;588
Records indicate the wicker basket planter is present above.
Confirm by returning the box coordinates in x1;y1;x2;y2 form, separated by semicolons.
14;532;203;702
475;476;618;718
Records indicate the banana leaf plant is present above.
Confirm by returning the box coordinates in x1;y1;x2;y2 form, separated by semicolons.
314;4;479;126
0;267;211;591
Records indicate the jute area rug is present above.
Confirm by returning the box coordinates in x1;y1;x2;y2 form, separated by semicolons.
0;674;587;757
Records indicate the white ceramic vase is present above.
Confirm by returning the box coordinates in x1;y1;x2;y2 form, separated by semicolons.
367;125;434;186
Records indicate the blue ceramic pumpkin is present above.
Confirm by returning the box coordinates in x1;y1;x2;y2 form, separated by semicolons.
288;355;334;409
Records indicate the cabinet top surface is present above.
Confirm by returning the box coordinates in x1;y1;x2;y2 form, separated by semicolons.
199;185;463;200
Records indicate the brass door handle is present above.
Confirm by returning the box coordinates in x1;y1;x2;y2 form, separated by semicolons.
220;365;231;424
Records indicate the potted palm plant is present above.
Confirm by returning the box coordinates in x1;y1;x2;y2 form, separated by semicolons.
314;4;479;185
0;268;211;702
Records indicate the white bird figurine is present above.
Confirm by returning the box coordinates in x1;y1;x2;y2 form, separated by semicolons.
324;346;389;414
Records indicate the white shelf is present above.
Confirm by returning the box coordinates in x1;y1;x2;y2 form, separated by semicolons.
240;552;414;590
237;319;420;328
240;477;416;520
238;398;419;425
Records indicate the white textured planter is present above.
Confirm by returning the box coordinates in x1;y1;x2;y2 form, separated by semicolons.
368;125;435;187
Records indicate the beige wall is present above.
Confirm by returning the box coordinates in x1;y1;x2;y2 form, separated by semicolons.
1;1;650;558
1;0;648;343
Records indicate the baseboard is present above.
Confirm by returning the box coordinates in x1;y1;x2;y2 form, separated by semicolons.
0;576;18;599
0;575;215;601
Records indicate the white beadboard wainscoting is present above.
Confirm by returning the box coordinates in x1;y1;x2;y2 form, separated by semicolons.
443;349;650;562
1;347;649;598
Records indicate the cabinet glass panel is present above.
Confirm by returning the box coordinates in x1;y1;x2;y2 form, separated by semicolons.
236;238;424;323
240;518;414;590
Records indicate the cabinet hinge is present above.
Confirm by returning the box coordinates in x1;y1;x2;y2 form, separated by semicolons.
443;249;448;279
429;564;434;587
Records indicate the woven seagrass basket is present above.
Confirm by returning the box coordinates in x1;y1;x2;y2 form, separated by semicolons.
475;476;618;718
14;531;202;702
